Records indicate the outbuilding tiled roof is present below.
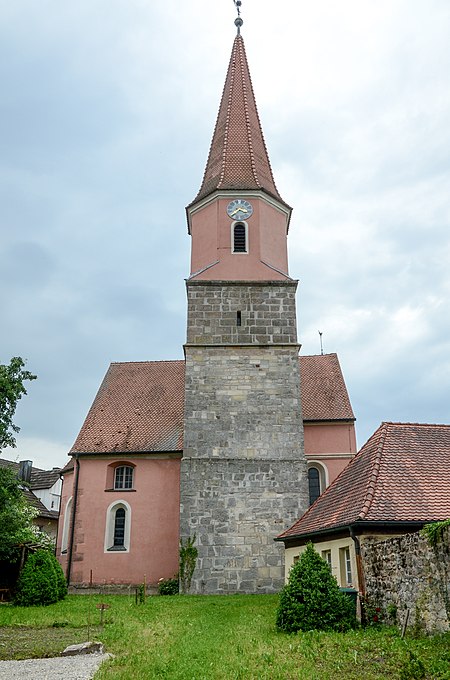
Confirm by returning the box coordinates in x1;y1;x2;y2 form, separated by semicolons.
190;35;288;208
69;354;353;456
278;422;450;541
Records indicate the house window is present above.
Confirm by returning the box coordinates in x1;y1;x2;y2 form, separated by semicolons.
308;467;321;505
105;501;131;553
232;222;247;253
114;465;134;490
339;546;352;586
322;549;332;569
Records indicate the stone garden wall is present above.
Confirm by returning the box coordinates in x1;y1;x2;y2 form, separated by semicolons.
361;528;450;634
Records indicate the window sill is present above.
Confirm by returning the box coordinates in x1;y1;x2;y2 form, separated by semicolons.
104;488;136;492
106;546;128;552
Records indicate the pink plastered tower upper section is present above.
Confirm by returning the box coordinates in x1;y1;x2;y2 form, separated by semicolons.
188;193;291;281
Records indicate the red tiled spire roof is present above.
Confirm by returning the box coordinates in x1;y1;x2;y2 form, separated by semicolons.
69;354;353;456
278;422;450;541
190;35;288;207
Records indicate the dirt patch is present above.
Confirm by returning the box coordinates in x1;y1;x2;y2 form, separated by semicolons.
0;626;103;660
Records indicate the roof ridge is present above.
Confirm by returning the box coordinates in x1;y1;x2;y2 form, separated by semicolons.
358;422;389;520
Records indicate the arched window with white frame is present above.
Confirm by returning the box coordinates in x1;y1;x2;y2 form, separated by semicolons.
104;500;131;553
61;496;73;554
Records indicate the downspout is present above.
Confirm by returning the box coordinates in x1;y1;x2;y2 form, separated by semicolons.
349;526;366;622
66;455;80;585
349;526;365;596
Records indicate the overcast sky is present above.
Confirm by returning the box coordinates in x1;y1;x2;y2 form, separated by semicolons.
1;0;450;470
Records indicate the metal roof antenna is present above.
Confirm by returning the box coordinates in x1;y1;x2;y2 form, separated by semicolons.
318;331;324;355
233;0;243;34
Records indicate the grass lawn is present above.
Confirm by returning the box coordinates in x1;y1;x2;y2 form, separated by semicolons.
0;594;449;679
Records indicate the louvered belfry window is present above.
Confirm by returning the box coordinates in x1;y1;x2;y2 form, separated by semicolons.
233;223;247;252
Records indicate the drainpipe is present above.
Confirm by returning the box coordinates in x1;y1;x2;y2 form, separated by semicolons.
66;455;80;585
349;526;366;598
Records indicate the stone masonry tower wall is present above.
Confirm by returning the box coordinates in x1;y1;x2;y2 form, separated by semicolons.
181;281;308;593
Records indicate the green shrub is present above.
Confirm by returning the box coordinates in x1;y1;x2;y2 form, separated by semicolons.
14;549;67;606
276;543;357;633
158;576;179;596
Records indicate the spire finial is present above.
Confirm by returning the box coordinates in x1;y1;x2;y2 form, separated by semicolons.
233;1;243;34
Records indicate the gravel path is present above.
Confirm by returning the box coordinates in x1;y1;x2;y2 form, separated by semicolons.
0;653;111;679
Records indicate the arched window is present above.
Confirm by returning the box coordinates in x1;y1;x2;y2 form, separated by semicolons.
307;462;328;506
61;496;72;554
105;501;131;552
114;465;134;490
113;508;126;549
308;467;321;505
233;222;247;253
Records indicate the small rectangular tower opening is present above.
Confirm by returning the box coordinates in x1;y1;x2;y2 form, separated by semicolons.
236;311;242;327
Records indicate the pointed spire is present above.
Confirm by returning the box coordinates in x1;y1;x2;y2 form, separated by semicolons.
190;35;289;208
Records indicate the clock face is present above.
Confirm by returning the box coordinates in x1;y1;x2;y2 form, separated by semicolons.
227;199;253;221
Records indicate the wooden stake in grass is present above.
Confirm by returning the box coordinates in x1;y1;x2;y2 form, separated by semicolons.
96;603;110;628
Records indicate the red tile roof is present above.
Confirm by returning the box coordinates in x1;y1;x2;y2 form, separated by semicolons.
70;354;353;456
300;354;354;421
278;422;450;540
71;361;185;454
190;35;288;209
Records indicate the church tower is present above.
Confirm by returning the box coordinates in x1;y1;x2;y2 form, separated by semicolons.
181;13;308;594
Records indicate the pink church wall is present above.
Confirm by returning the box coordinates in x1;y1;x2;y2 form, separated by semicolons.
189;196;289;281
57;456;181;587
304;421;357;486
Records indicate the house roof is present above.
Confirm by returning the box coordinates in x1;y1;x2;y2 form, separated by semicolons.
0;458;60;521
278;422;450;541
189;35;288;210
69;353;353;456
0;458;61;489
22;488;59;521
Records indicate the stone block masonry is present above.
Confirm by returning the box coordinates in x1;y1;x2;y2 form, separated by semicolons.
362;528;450;634
182;280;308;594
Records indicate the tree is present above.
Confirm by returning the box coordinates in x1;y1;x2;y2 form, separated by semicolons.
14;549;67;606
0;356;36;451
0;466;38;561
276;543;357;633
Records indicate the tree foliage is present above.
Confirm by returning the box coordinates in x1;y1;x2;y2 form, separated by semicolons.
0;357;36;451
0;466;38;561
179;535;198;594
14;549;67;606
276;543;357;633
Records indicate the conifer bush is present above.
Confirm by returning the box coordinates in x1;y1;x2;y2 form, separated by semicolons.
276;543;357;633
14;549;67;606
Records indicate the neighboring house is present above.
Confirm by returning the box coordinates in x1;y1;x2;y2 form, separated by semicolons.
0;458;61;539
277;422;450;593
57;354;355;589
